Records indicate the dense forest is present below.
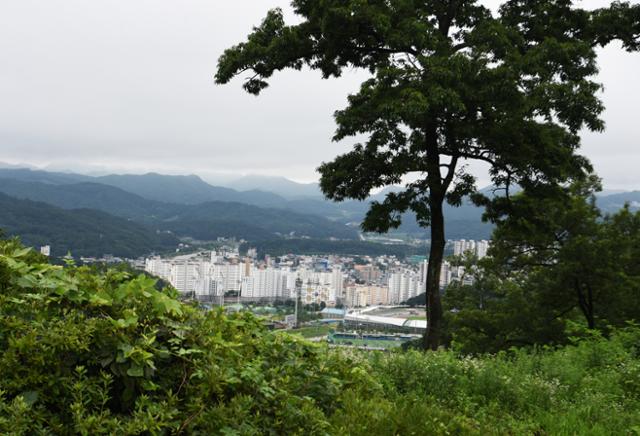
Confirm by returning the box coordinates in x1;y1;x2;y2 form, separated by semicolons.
0;193;178;258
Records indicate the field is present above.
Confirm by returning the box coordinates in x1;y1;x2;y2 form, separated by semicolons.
331;337;405;349
289;324;333;338
329;333;418;350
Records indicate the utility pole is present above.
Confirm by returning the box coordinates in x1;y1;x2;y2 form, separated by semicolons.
218;271;225;308
294;278;302;329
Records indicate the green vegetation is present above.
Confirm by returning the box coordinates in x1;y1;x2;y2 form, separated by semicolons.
0;237;374;434
329;335;406;350
444;184;640;355
352;330;640;434
2;237;640;434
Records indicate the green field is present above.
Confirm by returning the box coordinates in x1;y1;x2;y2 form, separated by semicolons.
328;333;415;349
331;338;405;349
289;325;333;338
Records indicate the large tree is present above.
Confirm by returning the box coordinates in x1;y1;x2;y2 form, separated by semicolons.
216;1;640;349
487;179;640;331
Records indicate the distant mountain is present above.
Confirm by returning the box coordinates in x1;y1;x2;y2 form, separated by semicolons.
0;161;38;170
0;192;178;258
0;180;358;242
596;189;629;197
596;191;640;212
0;169;288;208
165;201;357;241
0;168;92;185
4;167;634;244
94;173;289;207
0;179;167;219
223;175;322;199
0;169;497;241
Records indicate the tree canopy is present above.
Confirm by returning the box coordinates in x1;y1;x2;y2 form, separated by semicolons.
444;182;640;353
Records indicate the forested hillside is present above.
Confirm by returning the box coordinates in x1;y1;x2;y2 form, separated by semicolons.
0;193;177;258
0;168;494;239
0;179;167;218
0;179;358;247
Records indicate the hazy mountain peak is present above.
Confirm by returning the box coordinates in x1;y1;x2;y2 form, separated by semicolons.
0;161;37;170
223;174;322;199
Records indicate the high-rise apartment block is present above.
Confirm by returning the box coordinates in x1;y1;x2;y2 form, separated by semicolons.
145;251;345;305
453;239;490;259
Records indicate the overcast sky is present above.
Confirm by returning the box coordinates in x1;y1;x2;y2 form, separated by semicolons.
1;1;639;189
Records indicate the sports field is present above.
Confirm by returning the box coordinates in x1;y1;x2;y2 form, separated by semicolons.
328;333;417;349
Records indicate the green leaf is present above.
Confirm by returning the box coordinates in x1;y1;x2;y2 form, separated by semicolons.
126;364;144;377
99;355;114;368
19;390;38;406
14;247;32;258
89;291;113;306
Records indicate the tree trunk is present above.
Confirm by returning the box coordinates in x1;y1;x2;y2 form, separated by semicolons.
424;197;445;350
575;280;595;330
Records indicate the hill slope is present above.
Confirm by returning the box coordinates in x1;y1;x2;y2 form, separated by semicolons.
0;193;178;258
223;175;323;199
0;179;168;219
597;191;640;212
0;181;358;242
95;173;289;207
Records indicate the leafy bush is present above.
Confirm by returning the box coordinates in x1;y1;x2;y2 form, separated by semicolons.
0;238;377;434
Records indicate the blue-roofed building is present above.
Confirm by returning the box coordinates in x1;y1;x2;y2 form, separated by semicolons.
320;308;347;319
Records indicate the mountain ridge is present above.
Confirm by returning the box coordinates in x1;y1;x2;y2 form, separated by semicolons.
1;167;636;245
0;178;358;245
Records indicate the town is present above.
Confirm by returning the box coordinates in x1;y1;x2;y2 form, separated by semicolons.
144;239;489;308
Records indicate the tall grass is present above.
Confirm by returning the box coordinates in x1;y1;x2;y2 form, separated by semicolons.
332;326;640;435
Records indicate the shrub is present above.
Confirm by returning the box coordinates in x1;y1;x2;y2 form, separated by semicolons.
0;240;377;434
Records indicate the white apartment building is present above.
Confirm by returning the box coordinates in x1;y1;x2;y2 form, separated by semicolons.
169;261;201;294
388;270;422;304
145;257;172;279
210;263;243;292
475;240;490;258
296;267;345;302
453;239;490;259
145;254;344;303
299;283;336;306
241;267;290;299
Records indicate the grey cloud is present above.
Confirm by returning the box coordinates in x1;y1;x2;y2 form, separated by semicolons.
0;0;638;188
